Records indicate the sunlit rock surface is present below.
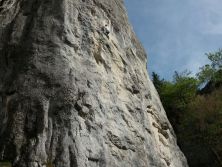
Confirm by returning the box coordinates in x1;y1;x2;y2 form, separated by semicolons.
0;0;188;166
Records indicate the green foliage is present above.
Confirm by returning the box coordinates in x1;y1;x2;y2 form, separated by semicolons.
0;162;12;167
197;49;222;86
181;89;222;150
207;49;222;69
197;64;215;84
152;72;164;94
152;48;222;166
173;70;191;83
155;70;197;112
152;70;198;130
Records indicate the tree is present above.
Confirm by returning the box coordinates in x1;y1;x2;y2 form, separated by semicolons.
197;64;215;85
152;72;164;94
173;70;192;83
153;49;222;166
197;49;222;87
168;71;197;110
207;49;222;69
152;71;198;131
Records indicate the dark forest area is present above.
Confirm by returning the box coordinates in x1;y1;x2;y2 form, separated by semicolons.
152;49;222;167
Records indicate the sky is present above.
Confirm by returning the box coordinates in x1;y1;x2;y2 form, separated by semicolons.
124;0;222;80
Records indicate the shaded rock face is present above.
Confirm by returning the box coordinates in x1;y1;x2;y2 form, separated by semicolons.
0;0;188;167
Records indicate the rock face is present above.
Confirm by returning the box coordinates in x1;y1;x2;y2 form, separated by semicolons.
0;0;188;167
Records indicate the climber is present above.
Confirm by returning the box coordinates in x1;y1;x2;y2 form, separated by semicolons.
104;24;110;37
102;20;111;38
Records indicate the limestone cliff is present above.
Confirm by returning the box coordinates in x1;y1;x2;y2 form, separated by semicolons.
0;0;188;166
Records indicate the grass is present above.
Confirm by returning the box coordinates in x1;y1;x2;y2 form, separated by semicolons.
0;162;12;167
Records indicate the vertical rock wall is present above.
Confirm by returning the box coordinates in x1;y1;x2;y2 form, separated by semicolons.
0;0;188;166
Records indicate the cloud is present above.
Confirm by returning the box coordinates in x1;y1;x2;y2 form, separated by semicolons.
125;0;222;80
204;23;222;35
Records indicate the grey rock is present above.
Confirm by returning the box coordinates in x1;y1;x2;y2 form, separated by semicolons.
0;0;188;167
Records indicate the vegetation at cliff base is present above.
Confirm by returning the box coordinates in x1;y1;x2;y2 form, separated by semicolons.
152;49;222;167
0;162;12;167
